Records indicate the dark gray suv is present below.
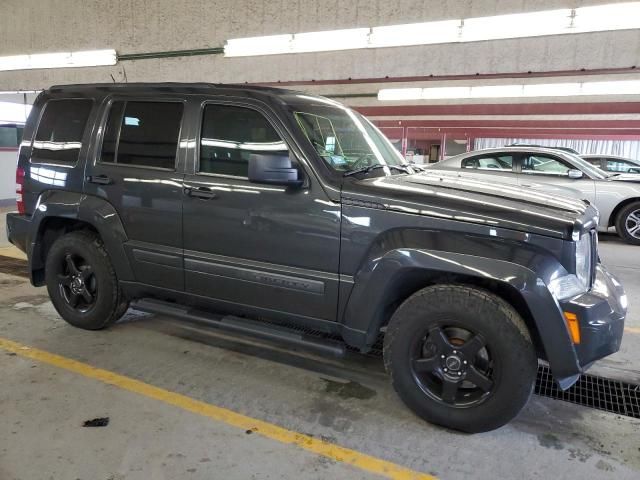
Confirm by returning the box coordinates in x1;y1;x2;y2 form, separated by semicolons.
7;83;627;432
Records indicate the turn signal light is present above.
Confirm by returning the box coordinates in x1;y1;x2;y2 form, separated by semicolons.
563;312;581;344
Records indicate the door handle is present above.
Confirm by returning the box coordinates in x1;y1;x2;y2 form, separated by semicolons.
185;186;218;200
87;175;113;185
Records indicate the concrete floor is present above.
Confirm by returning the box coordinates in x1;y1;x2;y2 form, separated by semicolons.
0;228;639;479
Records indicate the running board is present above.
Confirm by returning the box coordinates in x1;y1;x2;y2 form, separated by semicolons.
132;298;346;357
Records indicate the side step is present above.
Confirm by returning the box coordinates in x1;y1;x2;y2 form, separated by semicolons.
132;298;346;358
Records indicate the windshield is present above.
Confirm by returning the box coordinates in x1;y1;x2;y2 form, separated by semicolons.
290;96;406;173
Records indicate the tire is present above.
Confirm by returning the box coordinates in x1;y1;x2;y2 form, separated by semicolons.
383;284;537;433
45;230;127;330
615;201;640;245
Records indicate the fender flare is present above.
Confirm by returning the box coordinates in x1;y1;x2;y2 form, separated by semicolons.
340;248;581;386
28;190;134;284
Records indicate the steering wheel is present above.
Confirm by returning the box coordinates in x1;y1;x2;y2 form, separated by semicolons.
350;153;376;171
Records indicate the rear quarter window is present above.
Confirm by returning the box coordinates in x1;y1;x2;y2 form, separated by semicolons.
31;99;93;165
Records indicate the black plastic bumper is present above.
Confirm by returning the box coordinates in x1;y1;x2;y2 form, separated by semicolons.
561;264;626;372
5;212;31;254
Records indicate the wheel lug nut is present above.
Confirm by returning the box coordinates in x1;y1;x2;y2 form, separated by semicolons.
443;368;448;372
441;355;445;359
463;361;467;365
453;350;457;354
457;372;462;376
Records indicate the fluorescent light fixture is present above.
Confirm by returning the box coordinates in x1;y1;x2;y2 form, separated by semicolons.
0;101;32;123
0;90;41;95
378;80;640;101
573;2;640;32
224;34;293;56
0;49;116;72
293;28;370;53
225;28;369;56
369;20;461;47
461;10;571;42
225;2;640;56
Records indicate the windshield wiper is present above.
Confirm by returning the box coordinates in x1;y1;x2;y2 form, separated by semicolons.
343;164;411;177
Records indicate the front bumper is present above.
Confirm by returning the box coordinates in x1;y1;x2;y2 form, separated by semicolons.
560;264;626;372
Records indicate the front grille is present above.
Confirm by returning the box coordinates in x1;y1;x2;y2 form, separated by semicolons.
591;229;598;286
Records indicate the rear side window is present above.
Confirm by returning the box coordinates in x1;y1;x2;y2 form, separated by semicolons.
462;155;513;170
101;101;183;169
199;104;287;177
32;99;93;165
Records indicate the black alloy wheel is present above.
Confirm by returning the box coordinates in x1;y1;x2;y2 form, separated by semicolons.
411;325;494;407
57;253;97;312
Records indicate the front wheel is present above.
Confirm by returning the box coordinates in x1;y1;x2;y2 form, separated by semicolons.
615;201;640;245
45;231;127;330
383;284;537;433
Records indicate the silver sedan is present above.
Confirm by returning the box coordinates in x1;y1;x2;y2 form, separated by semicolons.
426;146;640;244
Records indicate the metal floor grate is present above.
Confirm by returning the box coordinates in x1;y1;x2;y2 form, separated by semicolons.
1;256;638;418
535;364;640;418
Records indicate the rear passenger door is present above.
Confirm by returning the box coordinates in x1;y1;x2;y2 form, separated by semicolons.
85;97;187;291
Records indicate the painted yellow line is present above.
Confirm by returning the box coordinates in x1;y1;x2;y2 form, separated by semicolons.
0;337;436;480
625;326;640;335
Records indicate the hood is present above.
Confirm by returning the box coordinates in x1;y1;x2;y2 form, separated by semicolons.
608;174;640;183
342;171;597;239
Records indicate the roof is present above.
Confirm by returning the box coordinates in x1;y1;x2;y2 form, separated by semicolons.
47;82;306;98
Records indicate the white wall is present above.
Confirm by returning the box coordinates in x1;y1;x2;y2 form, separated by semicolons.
0;150;18;201
1;0;640;91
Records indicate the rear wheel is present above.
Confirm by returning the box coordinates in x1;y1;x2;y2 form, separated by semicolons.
383;284;537;433
615;201;640;245
45;231;127;330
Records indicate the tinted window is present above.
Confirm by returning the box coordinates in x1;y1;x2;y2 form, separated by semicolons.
462;155;513;170
522;154;571;175
101;101;183;169
606;159;640;173
32;99;93;164
199;105;287;177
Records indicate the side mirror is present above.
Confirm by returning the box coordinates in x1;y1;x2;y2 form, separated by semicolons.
248;153;303;187
568;169;584;179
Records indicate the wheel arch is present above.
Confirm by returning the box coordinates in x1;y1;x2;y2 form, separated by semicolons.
340;248;582;386
608;197;640;227
28;190;133;286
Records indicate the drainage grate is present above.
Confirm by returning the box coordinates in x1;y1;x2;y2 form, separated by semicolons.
535;364;640;419
0;255;29;278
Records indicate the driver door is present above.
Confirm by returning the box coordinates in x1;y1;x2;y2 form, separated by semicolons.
182;98;342;321
516;153;596;202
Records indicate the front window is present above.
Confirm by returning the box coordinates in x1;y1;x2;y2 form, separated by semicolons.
291;96;405;173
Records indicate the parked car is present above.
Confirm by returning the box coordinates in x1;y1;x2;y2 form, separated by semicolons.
507;143;580;155
429;147;640;244
7;84;626;433
582;154;640;174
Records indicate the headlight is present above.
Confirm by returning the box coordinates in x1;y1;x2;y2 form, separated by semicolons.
575;233;592;288
548;274;587;300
